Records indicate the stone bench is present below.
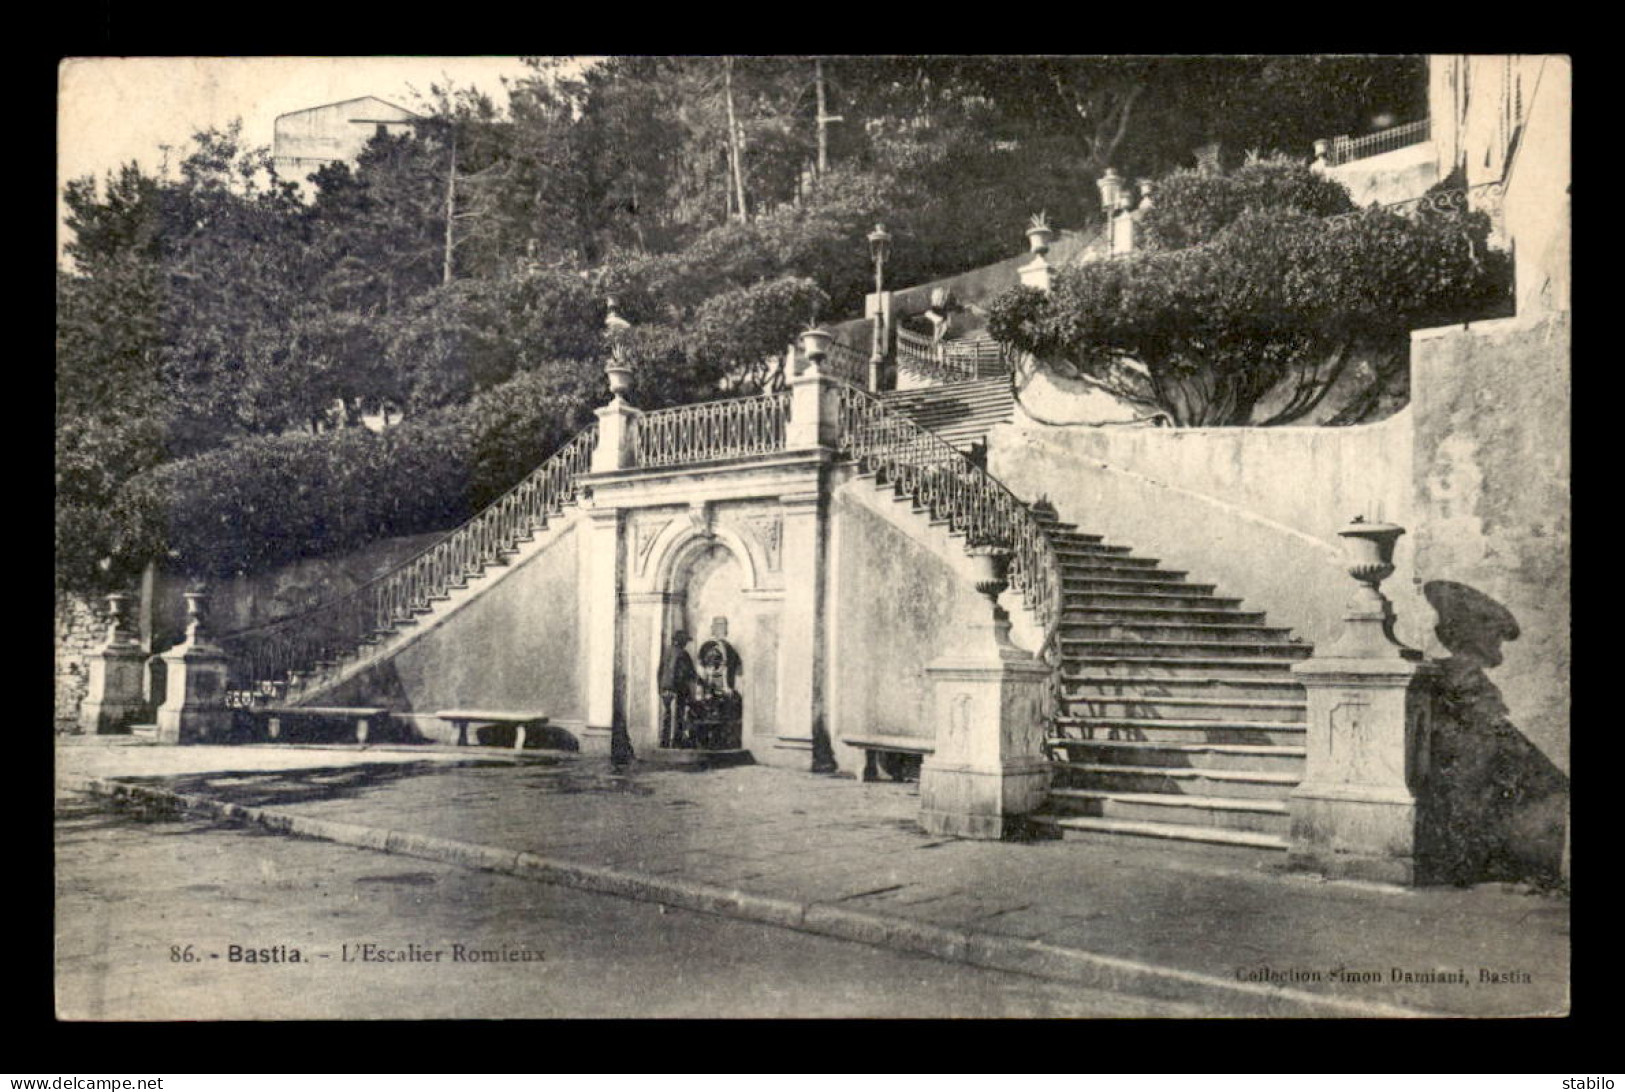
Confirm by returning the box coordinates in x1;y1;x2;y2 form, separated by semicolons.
256;706;390;745
435;709;551;750
842;734;934;783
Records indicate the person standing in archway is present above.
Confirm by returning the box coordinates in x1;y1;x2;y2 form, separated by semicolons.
658;629;699;748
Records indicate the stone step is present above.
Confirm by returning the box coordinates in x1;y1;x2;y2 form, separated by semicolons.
1048;738;1307;773
1045;788;1290;835
1060;693;1307;723
1063;592;1245;611
1052;542;1137;558
1061;575;1212;594
1061;639;1313;659
905;407;1012;422
1031;814;1289;851
1052;717;1307;746
1064;671;1305;693
1059;620;1291;642
1053;762;1300;800
1053;562;1170;578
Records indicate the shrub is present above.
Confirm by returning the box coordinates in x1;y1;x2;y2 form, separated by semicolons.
108;366;603;583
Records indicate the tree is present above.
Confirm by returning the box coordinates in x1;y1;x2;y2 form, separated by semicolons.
987;158;1510;426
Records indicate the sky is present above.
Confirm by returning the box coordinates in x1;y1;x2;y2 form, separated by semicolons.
56;56;574;259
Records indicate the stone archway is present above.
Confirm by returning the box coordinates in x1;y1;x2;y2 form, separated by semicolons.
634;528;767;758
676;543;747;750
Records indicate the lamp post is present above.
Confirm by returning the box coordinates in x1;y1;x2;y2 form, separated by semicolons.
1096;168;1124;224
867;222;892;389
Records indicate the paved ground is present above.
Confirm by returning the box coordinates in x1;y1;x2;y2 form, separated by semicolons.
55;791;1212;1020
55;737;1570;1018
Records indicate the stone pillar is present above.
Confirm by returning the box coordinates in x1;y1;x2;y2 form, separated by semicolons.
1111;209;1136;255
79;594;147;734
1017;254;1052;293
580;504;624;757
1288;520;1439;884
918;598;1052;840
592;397;642;474
776;488;836;772
155;590;233;745
786;356;842;452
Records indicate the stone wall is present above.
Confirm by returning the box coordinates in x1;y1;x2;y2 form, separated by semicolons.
54;593;112;729
1409;312;1570;884
827;480;1027;756
1501;57;1570;316
323;520;585;744
149;530;450;651
1320;140;1442;208
988;410;1420;650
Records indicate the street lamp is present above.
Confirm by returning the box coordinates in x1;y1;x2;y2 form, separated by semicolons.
1096;168;1125;221
867;223;892;388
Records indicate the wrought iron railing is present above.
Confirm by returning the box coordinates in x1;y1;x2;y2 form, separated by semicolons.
822;339;872;386
1326;182;1506;236
1323;118;1431;167
896;328;976;383
631;390;792;469
833;382;1062;642
896;328;1014;383
219;424;599;701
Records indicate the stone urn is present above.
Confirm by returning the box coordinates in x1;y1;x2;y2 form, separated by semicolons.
966;544;1012;607
799;327;833;372
604;356;635;401
104;592;138;647
1338;517;1404;593
1327;517;1419;660
1025;216;1056;256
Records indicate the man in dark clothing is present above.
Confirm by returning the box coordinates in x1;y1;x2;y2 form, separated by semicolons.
657;629;699;748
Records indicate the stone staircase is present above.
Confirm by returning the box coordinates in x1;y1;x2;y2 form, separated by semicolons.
1029;506;1312;850
880;395;1313;852
878;378;1014;454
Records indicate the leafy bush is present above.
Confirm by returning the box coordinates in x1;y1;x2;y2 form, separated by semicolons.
1137;156;1356;251
106;367;603;583
988;160;1510;426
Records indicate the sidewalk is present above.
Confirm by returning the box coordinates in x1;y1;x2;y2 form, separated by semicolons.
56;737;1569;1018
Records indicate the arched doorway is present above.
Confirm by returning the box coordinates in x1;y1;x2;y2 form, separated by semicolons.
656;541;750;755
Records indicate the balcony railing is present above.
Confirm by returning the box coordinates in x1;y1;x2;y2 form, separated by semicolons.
822;339;872;385
896;328;1012;383
631;390;793;469
1326;181;1506;233
1322;118;1431;167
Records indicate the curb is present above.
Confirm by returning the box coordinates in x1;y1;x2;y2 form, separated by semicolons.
61;774;1443;1019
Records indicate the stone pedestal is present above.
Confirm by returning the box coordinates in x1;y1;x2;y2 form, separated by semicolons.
1288;656;1437;884
155;593;233;745
78;595;147;734
1287;518;1439;884
918;613;1052;839
592;397;642;474
786;363;842;451
1017;255;1052;293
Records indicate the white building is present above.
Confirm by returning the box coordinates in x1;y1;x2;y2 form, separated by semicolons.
272;96;422;188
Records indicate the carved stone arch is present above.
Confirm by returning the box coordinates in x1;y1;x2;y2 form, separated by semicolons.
648;520;763;597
